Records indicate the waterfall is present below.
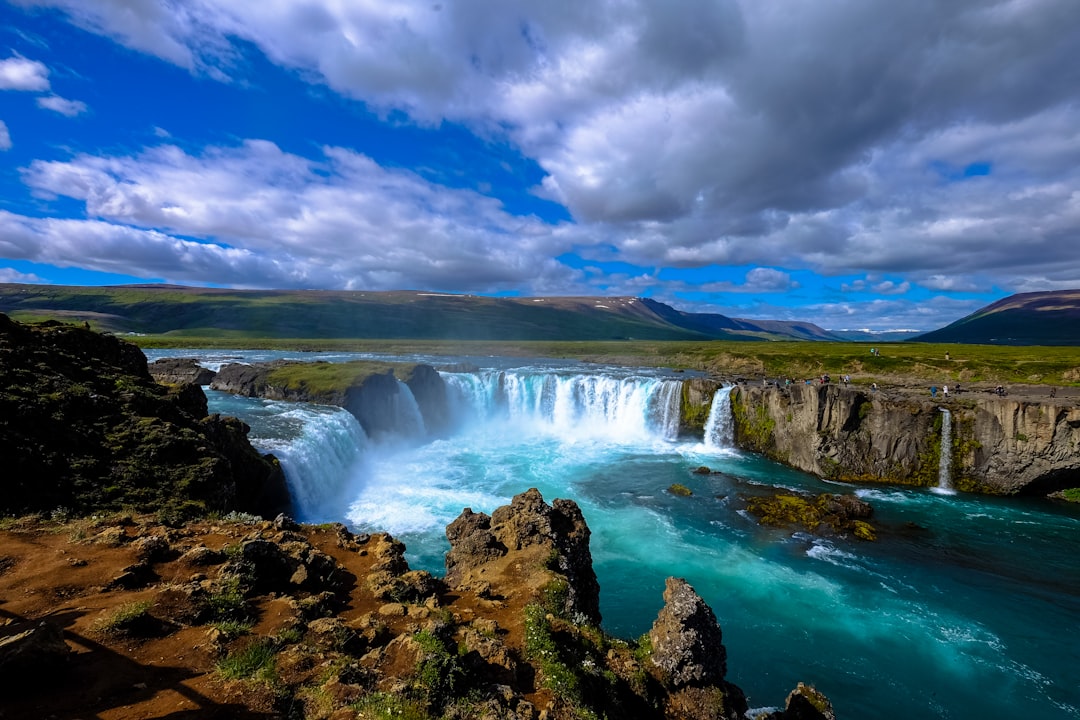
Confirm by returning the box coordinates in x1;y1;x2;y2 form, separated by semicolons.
440;370;683;442
245;403;368;521
391;380;427;439
936;407;955;494
704;386;734;449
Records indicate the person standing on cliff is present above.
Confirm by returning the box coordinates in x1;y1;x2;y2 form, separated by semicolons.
943;385;949;398
931;386;938;398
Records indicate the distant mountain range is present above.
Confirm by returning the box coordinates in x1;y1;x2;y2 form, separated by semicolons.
0;284;844;342
3;284;1076;345
915;290;1080;345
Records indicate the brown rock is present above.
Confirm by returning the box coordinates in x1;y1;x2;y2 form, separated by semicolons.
648;577;727;688
445;488;601;624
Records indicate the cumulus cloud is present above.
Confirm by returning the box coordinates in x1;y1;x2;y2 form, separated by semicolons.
0;54;50;91
36;94;87;116
9;0;1080;324
0;120;10;151
0;266;44;283
18;140;586;292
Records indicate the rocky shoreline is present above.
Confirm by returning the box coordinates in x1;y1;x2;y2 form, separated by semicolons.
0;492;834;720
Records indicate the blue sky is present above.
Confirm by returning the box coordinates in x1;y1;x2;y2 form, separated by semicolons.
1;1;1079;331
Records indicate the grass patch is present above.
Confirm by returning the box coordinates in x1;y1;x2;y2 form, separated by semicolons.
90;600;154;635
210;619;253;641
1060;488;1080;503
412;629;465;705
265;360;417;395
352;693;430;720
216;638;277;681
205;577;250;622
523;604;582;704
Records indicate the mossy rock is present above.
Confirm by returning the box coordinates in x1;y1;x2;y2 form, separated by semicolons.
745;492;876;540
668;484;693;497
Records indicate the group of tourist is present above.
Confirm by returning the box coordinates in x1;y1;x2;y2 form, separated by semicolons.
930;383;962;398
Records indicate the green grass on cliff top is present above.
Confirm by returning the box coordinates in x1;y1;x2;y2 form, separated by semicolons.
132;335;1080;386
264;360;417;394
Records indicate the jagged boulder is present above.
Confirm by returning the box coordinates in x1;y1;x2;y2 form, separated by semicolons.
148;357;216;385
210;361;285;397
648;577;727;688
224;535;352;595
765;682;836;720
445;488;601;624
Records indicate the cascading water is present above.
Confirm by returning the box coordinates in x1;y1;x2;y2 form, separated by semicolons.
389;380;427;440
206;390;368;522
935;407;954;494
440;370;683;442
703;386;734;449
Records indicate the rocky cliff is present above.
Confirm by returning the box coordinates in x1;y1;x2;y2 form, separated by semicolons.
0;314;289;518
210;360;448;440
728;383;1080;495
0;489;832;720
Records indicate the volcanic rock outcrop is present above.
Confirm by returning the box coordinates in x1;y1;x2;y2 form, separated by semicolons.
0;314;289;518
147;356;216;385
445;487;601;624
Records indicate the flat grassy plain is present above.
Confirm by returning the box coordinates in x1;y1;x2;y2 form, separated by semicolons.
135;336;1080;387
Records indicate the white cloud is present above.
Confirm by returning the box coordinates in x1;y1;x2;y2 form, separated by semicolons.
8;0;1080;325
0;55;50;91
18;140;586;292
0;120;10;151
36;94;88;116
0;266;44;283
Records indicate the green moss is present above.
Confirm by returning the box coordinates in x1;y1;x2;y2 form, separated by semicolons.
731;392;776;454
747;495;823;531
679;383;711;433
852;521;877;541
1060;488;1080;502
746;493;877;540
668;483;692;497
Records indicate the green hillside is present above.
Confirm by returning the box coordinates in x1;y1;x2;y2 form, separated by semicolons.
0;284;837;342
916;290;1080;345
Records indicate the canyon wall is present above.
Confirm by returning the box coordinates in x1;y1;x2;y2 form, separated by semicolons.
728;383;1080;495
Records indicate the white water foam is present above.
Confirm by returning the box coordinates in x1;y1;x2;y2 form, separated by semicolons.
440;370;683;443
248;403;368;522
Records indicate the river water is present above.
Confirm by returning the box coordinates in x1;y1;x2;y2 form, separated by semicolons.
149;349;1080;718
